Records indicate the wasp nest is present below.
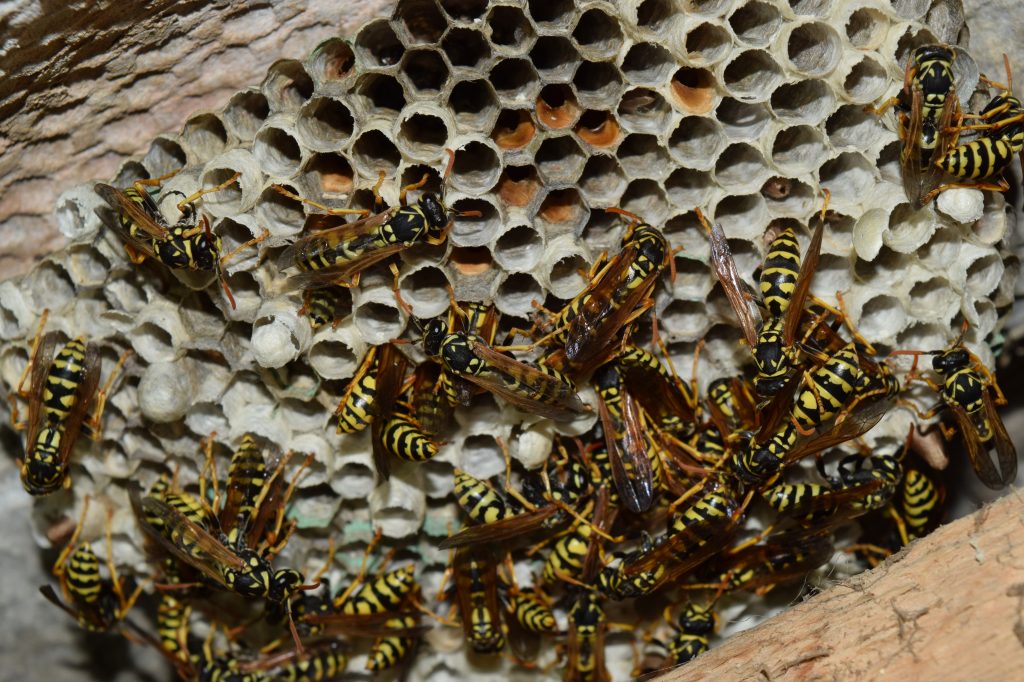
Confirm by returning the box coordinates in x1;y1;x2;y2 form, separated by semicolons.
0;0;1019;679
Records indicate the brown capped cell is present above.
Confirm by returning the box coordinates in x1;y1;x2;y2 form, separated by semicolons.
536;84;580;130
670;67;716;115
574;109;619;148
538;188;586;232
449;245;494;276
304;153;355;197
496;165;540;208
491;109;536;150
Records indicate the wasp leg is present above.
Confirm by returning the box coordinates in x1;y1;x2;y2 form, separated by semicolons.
84;348;132;441
271;184;371;217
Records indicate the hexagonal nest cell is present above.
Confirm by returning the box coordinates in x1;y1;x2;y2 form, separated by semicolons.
2;1;1022;681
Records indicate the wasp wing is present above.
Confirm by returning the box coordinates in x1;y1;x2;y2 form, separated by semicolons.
706;221;760;348
94;183;171;241
370;343;409;482
437;505;562;549
983;389;1018;488
461;340;589;421
598;386;654;514
22;332;57;465
781;218;824;346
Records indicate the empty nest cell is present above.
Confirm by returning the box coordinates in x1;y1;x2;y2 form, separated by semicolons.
399;49;450;97
729;1;783;47
572;7;623;60
262;60;314;114
297;97;356;152
447;78;500;131
394;0;447;45
354;19;405;68
486;5;536;54
442;28;492;71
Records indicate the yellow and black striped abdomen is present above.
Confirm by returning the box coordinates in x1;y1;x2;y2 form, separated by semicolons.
453;469;511;525
67;543;103;605
508;593;556;633
274;644;346;681
340;564;416;615
226;435;267;525
42;338;89;423
759;228;801;317
543;523;592;583
791;345;861;429
336;372;377;434
156;593;192;661
938;137;1016;180
367;616;416;671
900;469;941;540
381;413;438;462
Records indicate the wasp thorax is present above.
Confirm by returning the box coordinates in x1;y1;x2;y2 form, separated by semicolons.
933;348;969;374
419;193;449;232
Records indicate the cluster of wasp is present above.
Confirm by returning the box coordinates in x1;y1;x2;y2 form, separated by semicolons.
6;39;1022;682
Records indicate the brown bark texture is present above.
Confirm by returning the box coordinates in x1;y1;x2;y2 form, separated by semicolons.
0;0;392;279
659;489;1024;682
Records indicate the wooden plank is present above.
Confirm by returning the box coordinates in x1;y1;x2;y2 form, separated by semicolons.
658;490;1024;681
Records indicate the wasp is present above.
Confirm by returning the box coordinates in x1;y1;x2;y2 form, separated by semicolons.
202;435;312;557
761;453;901;530
237;640;347;681
300;287;349;330
496;556;556;662
892;464;945;544
451;547;506;654
700;196;828;397
593;362;657;514
649;602;717;666
131;489;314;634
869;45;961;206
617;476;746;592
9;310;131;495
39;496;143;632
275;152;460;291
706;376;757;434
439;447;577;550
617;343;699;436
424;319;589;422
564;589;609;682
708;529;834;595
332;343;411;480
597;532;665;600
529;211;671;378
96;171;264;310
732;340;894;487
892;326;1016;489
540;485;615;586
924;54;1024;204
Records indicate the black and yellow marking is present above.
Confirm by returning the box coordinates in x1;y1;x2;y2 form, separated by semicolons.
507;593;556;633
453;469;512;525
669;603;715;664
791;343;862;430
338;564;416;616
335;347;379;434
368;615;417;671
380;412;438;462
759;228;801;318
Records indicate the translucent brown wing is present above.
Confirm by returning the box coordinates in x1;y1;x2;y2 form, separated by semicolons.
52;343;102;475
946;398;1002;490
453;547;502;645
133;492;245;589
706;221;759;348
437;505;562;549
782;398;891;466
277;210;396;289
371;343;409;481
781;218;824;346
983;389;1018;488
564;248;660;371
899;88;926;205
598;386;654;514
94;183;171;241
23;332;57;461
305;610;429;638
462;339;589;421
